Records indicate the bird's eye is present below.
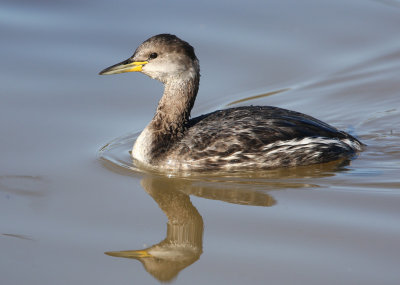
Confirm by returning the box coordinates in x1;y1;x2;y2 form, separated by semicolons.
149;53;158;59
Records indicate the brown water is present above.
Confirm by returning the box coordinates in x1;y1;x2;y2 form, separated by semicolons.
1;0;400;284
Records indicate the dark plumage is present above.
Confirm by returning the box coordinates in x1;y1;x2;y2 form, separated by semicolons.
100;34;363;171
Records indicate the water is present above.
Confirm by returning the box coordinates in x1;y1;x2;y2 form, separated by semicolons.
1;0;400;284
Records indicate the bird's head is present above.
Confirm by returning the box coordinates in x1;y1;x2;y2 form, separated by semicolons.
99;34;199;83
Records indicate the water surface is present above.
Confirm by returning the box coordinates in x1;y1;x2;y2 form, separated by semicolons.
1;0;400;284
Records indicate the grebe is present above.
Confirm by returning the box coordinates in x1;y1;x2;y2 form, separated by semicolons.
99;34;363;171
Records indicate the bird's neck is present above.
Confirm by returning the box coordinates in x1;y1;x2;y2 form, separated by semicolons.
151;75;199;133
132;73;199;164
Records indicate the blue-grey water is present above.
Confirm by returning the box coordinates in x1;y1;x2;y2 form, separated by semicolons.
1;0;400;284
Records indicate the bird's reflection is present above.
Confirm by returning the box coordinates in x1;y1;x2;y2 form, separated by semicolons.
105;174;277;282
106;176;204;281
102;156;350;282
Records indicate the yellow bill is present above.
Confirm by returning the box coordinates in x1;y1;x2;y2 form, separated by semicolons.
99;59;148;75
105;249;153;258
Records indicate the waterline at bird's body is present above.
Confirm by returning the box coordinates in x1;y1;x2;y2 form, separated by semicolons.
99;34;363;171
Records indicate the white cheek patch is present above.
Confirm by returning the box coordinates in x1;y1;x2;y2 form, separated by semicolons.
142;61;180;81
143;61;198;82
146;61;177;73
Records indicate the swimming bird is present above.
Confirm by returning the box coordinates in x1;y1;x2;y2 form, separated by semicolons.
99;34;363;171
